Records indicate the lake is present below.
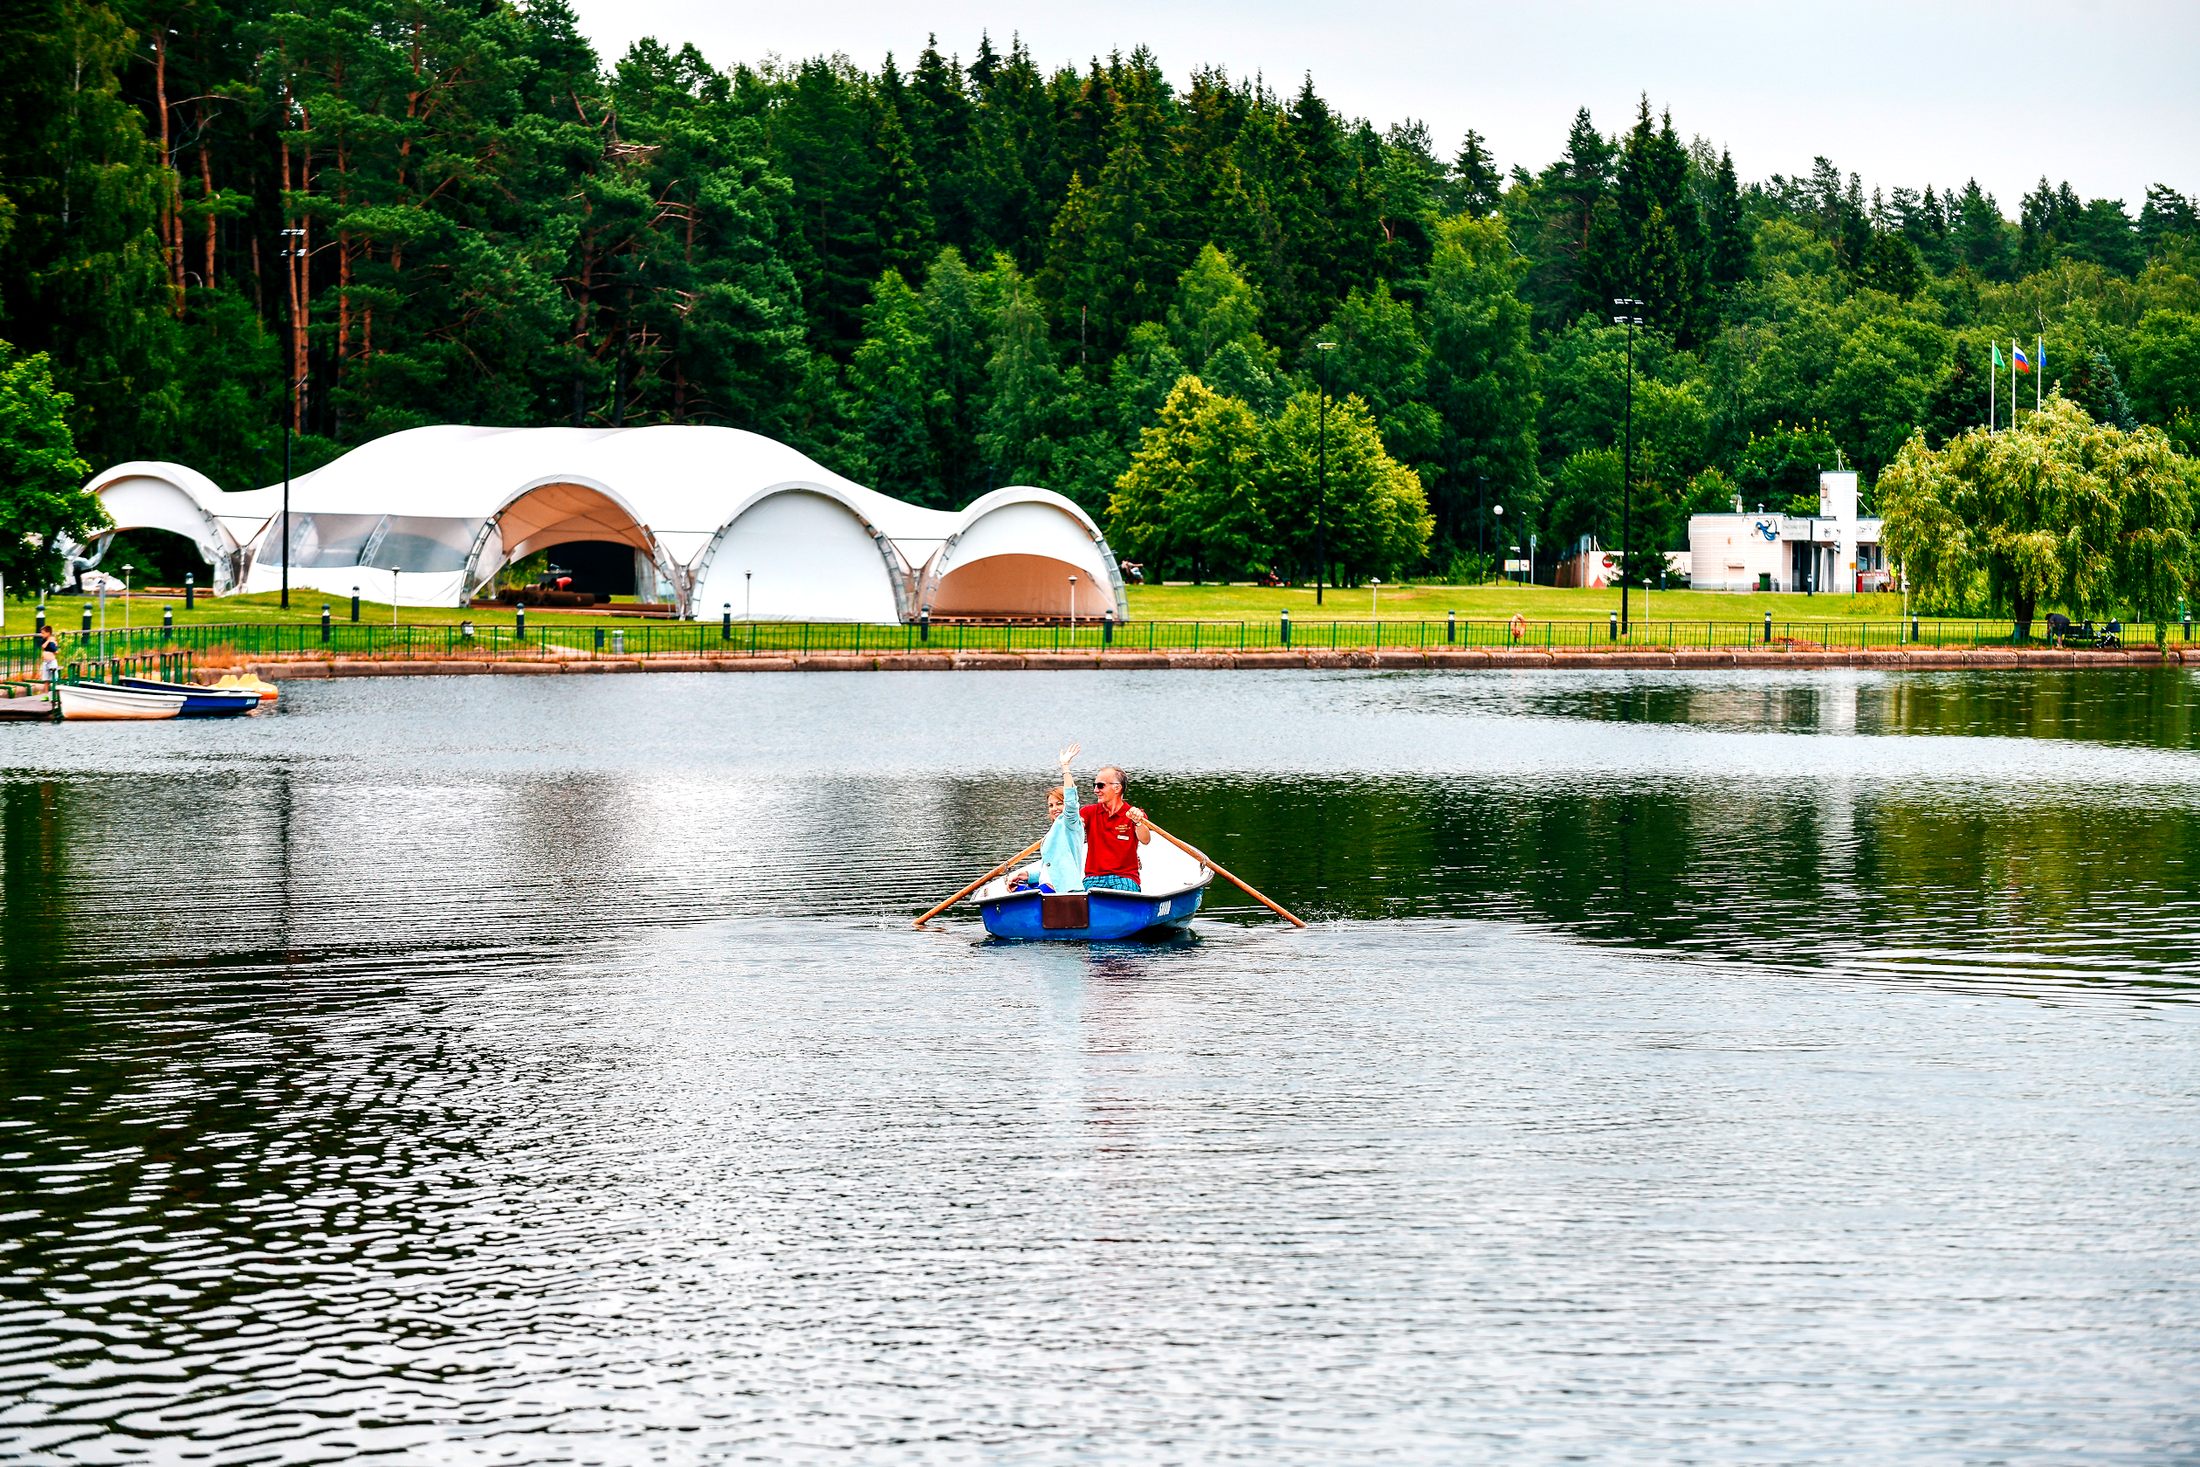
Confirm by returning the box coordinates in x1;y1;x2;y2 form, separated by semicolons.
3;668;2197;1463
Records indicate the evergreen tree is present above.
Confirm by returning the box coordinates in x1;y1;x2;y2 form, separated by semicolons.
1449;129;1502;216
1423;216;1540;554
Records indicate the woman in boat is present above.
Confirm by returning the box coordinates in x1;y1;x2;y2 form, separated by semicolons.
1011;743;1085;892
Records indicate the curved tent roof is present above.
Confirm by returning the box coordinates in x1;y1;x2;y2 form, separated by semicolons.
81;425;1122;620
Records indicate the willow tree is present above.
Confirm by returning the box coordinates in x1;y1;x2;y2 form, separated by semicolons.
1879;396;2198;635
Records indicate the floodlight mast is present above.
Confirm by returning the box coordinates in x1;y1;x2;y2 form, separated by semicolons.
1612;297;1645;633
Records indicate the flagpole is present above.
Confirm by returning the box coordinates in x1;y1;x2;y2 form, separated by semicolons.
2036;334;2043;412
2013;336;2020;426
1990;342;1996;434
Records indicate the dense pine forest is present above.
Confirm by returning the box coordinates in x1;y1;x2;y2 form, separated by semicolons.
4;0;2199;590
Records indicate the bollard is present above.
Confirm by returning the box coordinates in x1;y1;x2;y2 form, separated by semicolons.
1281;609;1292;648
1102;609;1114;646
82;603;93;633
722;603;732;642
183;572;194;611
320;605;331;643
459;619;475;641
2185;611;2192;642
919;610;930;643
350;590;361;623
516;607;526;638
1609;610;1618;642
1447;610;1456;645
162;606;173;637
612;629;624;655
594;626;605;651
1911;615;1920;643
35;603;45;634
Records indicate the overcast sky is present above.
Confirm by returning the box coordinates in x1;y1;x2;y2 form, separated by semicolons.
565;0;2199;214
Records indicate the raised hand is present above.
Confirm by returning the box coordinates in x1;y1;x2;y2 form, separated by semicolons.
1058;740;1081;767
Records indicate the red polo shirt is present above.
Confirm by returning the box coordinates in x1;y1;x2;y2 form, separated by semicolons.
1080;800;1142;881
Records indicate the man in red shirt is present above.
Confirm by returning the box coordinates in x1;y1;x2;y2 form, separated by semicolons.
1080;765;1152;892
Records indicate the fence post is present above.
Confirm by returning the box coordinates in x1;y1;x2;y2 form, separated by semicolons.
321;605;331;644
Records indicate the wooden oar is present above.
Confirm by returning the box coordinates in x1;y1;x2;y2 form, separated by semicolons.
913;837;1045;928
1143;821;1307;928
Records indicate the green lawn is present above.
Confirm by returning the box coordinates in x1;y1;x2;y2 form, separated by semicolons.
6;581;1926;634
1126;581;1913;623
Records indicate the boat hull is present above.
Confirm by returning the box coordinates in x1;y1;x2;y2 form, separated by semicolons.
978;881;1208;941
57;682;186;721
115;677;260;717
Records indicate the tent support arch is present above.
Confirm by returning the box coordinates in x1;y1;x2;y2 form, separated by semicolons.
84;469;252;593
461;476;681;609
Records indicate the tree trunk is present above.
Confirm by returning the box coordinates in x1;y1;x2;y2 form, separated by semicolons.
2012;589;2036;642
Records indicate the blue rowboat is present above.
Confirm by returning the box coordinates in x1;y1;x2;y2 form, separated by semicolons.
115;677;260;717
974;842;1214;941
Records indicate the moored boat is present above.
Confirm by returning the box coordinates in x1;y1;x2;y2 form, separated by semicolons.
57;682;187;721
974;839;1214;940
115;677;261;717
211;672;280;703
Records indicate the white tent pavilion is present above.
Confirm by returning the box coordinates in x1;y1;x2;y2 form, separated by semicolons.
80;425;1125;621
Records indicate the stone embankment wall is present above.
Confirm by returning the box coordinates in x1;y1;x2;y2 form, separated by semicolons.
206;646;2189;679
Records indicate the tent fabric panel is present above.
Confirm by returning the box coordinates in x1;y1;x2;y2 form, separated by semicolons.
930;500;1118;617
928;553;1101;618
692;489;902;623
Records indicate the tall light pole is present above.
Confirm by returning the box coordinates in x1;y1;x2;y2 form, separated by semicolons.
281;226;309;611
1477;475;1489;574
1315;341;1336;605
1612;296;1644;632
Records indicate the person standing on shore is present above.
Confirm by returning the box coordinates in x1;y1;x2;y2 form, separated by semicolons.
1081;765;1151;893
38;628;60;685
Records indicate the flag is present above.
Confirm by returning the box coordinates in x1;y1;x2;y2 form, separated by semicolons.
1993;343;2004;370
2013;344;2032;374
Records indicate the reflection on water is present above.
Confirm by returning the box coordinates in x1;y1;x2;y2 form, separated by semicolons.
2;669;2197;1462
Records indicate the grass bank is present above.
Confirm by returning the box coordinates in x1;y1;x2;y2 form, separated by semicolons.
8;583;1919;632
1126;582;1909;622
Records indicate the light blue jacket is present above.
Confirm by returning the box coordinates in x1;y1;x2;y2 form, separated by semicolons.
1039;782;1086;891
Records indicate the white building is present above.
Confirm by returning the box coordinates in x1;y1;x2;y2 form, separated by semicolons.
80;425;1124;621
1687;470;1890;593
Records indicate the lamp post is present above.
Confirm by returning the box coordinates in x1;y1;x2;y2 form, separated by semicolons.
1613;296;1644;632
122;564;133;632
280;224;310;612
1068;574;1077;632
1492;505;1504;584
1315;340;1336;605
1477;475;1488;571
1370;576;1381;616
744;569;752;621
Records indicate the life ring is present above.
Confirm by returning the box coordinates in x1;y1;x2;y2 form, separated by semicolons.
1509;612;1526;642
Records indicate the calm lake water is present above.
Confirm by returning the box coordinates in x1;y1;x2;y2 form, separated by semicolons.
3;668;2198;1464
